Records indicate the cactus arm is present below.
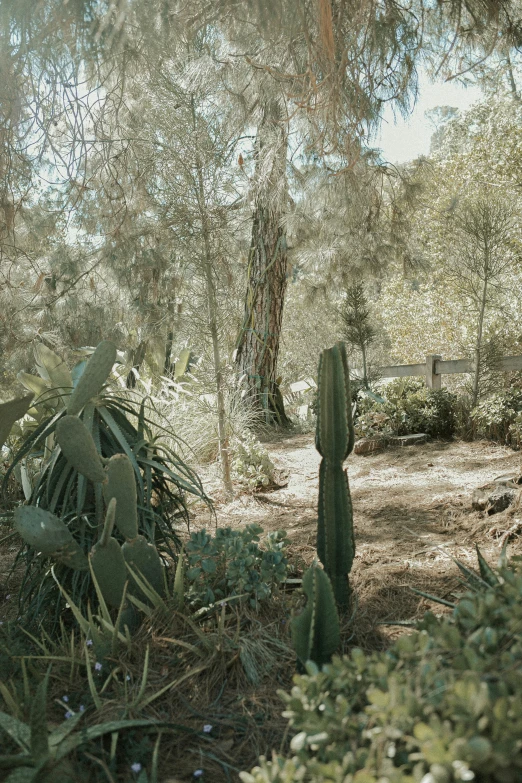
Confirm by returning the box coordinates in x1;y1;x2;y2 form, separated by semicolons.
291;565;340;669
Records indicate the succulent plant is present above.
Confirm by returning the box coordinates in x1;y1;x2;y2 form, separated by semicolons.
4;340;208;628
315;341;355;609
15;460;165;614
13;506;88;571
55;415;107;484
0;393;34;450
102;453;138;540
291;564;340;670
67;340;116;416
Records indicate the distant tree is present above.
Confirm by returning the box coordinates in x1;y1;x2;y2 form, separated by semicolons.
443;191;521;405
339;282;377;389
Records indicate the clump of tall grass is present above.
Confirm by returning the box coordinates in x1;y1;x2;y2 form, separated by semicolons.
143;365;265;466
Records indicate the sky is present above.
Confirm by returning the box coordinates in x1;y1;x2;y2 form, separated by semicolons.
374;73;483;164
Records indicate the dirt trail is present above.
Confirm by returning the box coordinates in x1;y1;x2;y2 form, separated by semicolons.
195;435;522;647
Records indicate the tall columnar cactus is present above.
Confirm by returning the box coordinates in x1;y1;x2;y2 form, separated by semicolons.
315;341;355;609
291;564;340;670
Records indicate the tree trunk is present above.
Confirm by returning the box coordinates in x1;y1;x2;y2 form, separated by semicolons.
192;98;233;496
472;269;489;407
126;340;147;388
361;341;369;389
235;99;290;426
164;329;174;377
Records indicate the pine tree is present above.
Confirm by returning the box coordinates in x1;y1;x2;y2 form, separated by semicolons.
339;282;376;389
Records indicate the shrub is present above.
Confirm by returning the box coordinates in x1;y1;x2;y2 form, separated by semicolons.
353;378;457;441
231;431;276;489
470;388;522;446
185;523;289;609
241;554;522;783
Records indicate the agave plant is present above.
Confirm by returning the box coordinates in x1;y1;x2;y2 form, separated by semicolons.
2;341;210;627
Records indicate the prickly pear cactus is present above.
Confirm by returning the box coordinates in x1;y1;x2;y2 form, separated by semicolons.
291;565;340;670
55;415;106;484
14;506;88;570
103;454;138;540
67;340;116;416
14;418;167;618
0;393;34;449
315;342;355;609
123;535;165;600
89;498;127;608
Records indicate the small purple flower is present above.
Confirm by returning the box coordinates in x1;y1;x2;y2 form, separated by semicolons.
131;762;142;773
86;639;93;646
194;772;204;779
5;594;10;601
62;695;69;703
79;705;85;713
203;724;212;733
94;662;102;671
64;710;74;719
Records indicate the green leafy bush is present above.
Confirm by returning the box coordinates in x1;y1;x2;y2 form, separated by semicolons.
185;523;289;608
470;388;522;446
353;407;393;440
241;553;522;783
354;378;457;441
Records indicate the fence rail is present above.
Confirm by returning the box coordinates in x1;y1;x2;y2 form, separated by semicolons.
356;354;522;388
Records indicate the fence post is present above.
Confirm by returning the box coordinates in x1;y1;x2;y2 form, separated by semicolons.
426;354;442;389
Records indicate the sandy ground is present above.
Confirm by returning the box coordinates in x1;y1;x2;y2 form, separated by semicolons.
192;435;522;647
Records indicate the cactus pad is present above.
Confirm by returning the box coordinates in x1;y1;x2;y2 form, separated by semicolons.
103;454;138;540
56;415;106;484
89;537;128;608
0;394;34;449
122;535;165;600
67;340;117;415
14;506;88;570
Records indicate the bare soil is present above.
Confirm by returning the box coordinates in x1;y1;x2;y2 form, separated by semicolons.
193;435;522;648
